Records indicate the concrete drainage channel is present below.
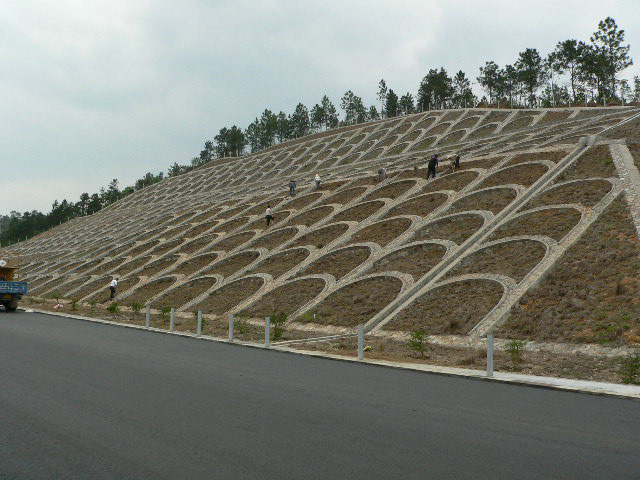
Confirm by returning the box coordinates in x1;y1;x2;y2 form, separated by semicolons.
17;307;640;400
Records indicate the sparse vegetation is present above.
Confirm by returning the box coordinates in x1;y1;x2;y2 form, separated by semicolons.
407;329;429;358
505;339;526;364
620;351;640;384
106;302;119;314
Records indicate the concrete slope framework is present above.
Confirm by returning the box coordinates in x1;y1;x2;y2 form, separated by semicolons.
3;106;640;346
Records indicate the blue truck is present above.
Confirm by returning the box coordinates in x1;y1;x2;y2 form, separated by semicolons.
0;259;27;312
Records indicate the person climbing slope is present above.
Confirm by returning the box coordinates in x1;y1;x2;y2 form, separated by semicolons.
427;154;439;179
265;204;274;227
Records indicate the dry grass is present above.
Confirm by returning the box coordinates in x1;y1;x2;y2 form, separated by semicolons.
153;277;219;309
148;238;183;256
414;214;484;245
240;278;326;317
488;207;581;242
466;124;499;140
122;277;176;306
211;231;256;251
298;246;370;280
385;193;448;219
385;279;504;333
285;206;334;227
600;117;640;141
476;163;548;189
362;180;416;202
421;171;479;193
370;243;446;279
115;255;152;276
498;196;640;345
170;253;219;276
448;187;517;215
502;116;535;132
322;186;367;205
308;276;403;327
505;150;569;166
446;239;547;282
529;180;612;208
555;145;617;181
246;248;310;278
348;218;412;247
535;110;573;125
192;277;265;314
138;254;181;277
202;251;259;277
332;201;384;222
452;116;481;130
290;223;349;249
248;227;298;250
177;234;220;254
438;130;466;145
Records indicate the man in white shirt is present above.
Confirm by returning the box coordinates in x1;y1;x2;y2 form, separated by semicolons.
109;277;118;300
314;174;321;189
265;205;274;227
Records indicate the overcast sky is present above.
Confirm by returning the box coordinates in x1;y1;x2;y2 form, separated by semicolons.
2;0;638;214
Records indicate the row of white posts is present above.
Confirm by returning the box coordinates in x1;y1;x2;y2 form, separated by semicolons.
143;304;497;376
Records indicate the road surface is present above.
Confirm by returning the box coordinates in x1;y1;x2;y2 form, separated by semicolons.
1;311;638;479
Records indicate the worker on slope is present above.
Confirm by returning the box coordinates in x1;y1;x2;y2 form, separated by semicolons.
427;154;439;179
108;276;118;301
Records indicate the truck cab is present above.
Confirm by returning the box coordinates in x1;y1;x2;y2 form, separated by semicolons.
0;257;28;312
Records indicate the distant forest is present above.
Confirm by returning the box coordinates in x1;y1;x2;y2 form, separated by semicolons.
1;17;636;247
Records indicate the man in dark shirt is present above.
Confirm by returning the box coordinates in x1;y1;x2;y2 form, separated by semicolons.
454;154;461;170
427;154;439;179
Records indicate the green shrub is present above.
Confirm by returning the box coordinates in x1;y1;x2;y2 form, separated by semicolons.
506;339;526;363
70;299;78;311
89;300;96;314
270;311;288;341
131;302;143;315
620;351;640;385
107;302;119;314
159;306;171;322
407;329;428;358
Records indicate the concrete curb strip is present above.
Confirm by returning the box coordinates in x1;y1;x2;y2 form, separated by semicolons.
22;307;640;401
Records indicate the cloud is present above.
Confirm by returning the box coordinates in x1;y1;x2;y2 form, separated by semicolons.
1;0;638;213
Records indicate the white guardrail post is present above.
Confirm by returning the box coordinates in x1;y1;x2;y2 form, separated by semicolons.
197;310;203;336
486;332;494;377
145;303;150;329
170;307;176;331
265;316;271;348
357;324;365;361
229;313;234;341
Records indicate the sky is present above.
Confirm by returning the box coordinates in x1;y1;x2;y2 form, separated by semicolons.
1;0;638;214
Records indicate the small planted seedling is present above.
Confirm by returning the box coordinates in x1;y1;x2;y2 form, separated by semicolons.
407;329;428;358
270;311;288;341
620;350;640;385
506;339;526;363
71;299;78;311
131;302;143;317
107;302;119;314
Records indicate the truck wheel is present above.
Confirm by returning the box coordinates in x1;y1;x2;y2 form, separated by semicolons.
5;299;18;312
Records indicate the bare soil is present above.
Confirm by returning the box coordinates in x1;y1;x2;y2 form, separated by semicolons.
84;277;141;304
477;163;549;189
447;239;547;282
386;279;504;333
185;221;218;238
352;140;376;154
629;143;640;171
122;277;176;306
386;142;410;156
72;259;106;274
370;243;447;279
215;204;248;220
337;153;361;165
332;201;384;222
153;277;219;309
488;207;581;242
427;122;451;135
413;214;485;245
462;156;505;170
478;111;511;125
529;180;612;208
307;276;403;327
189;207;223;223
438;130;466;146
334;145;354;157
448;187;517;215
177;234;220;254
282;192;323;211
600;117;640;141
240;278;326;317
502;116;535;132
69;276;111;300
202;251;259;277
556;145;617;182
466;124;499;140
452;116;481;130
246;248;309;278
536;110;573;125
346;133;367;145
91;257;129;276
169;253;219;276
498;196;640;345
421;171;478;193
192;277;265;314
115;255;152;276
348;218;412;246
409;136;436;151
398;130;422;144
505;150;569;166
413;116;438;130
46;276;91;299
149;238;183;256
299;246;371;280
291;223;349;249
322;186;367;205
138;254;181;277
290;335;629;384
385;193;447;218
210;231;256;251
362;180;416;202
285;206;334;227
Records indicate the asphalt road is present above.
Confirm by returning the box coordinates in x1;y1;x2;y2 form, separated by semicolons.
1;311;638;479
